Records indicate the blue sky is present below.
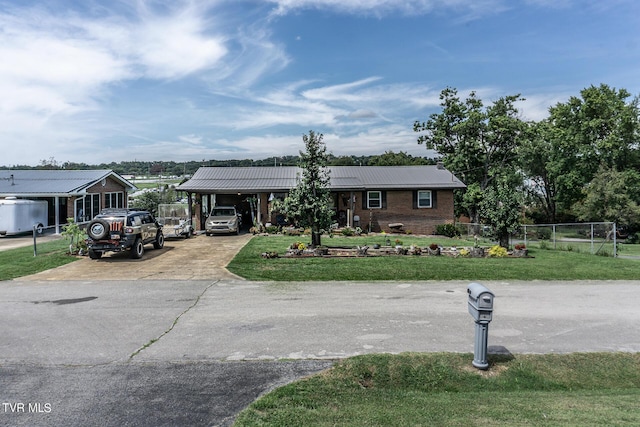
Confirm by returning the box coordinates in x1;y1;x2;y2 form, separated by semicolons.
1;0;639;167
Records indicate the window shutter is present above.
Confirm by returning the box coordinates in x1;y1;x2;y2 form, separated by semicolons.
382;191;387;209
432;191;437;209
362;192;368;210
413;191;418;209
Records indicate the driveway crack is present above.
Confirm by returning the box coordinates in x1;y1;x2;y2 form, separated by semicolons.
129;280;218;360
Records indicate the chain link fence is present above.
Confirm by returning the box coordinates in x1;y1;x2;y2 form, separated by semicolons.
456;222;618;257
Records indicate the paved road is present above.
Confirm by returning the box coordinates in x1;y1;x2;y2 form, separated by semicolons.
3;235;640;425
1;278;639;426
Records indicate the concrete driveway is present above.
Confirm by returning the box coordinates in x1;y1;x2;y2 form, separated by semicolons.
14;232;253;281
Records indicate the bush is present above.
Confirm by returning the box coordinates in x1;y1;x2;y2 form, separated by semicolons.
341;227;355;236
61;218;87;255
265;226;279;234
536;228;552;240
488;245;508;257
435;224;460;238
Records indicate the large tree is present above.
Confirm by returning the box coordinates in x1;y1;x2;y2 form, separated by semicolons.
527;84;640;221
573;165;640;228
414;88;526;245
283;131;334;247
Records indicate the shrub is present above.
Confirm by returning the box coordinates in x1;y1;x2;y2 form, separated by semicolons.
488;245;508;257
429;243;439;250
435;224;460;238
514;243;526;250
536;228;552;240
283;228;302;236
459;248;470;257
341;227;355;236
265;226;279;234
290;241;306;250
61;218;87;255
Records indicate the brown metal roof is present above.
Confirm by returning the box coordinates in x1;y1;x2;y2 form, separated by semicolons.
177;166;465;193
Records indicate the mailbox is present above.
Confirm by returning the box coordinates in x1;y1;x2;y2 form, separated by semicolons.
467;282;494;324
467;282;495;370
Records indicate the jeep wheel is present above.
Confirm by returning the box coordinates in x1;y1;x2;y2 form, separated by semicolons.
88;250;103;259
87;219;110;240
130;237;144;259
153;232;165;249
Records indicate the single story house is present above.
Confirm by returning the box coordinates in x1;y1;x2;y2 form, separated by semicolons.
177;165;466;234
0;170;136;233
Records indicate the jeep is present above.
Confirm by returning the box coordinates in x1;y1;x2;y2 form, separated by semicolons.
86;209;164;259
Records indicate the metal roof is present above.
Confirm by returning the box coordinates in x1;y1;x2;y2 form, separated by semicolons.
177;166;466;193
0;170;137;197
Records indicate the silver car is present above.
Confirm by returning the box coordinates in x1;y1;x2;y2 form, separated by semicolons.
205;206;241;235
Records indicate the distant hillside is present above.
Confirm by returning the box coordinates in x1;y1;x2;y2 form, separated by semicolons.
1;152;436;176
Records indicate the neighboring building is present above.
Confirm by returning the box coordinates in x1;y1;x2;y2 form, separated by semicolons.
177;165;466;235
0;170;136;233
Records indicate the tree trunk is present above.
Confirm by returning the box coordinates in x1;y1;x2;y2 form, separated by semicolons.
311;231;322;248
498;231;510;249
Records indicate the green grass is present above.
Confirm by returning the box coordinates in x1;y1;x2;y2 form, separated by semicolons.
234;352;640;426
0;238;78;281
226;235;640;281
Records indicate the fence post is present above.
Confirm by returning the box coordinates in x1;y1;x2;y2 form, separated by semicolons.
613;223;617;258
552;225;556;249
32;224;37;257
591;223;594;254
523;225;527;247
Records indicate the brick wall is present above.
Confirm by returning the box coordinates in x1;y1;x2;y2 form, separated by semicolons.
353;190;455;235
66;177;129;221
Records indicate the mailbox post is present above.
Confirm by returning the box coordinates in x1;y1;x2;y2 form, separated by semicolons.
467;282;495;370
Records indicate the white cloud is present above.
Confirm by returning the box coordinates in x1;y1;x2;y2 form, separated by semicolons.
266;0;508;19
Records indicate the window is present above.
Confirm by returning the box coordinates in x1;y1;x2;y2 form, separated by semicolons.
74;194;100;222
367;191;382;209
417;190;432;208
105;192;124;209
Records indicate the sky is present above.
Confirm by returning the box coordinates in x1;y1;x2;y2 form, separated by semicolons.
1;0;639;167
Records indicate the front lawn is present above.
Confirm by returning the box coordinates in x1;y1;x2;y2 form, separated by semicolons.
226;235;640;281
0;238;77;281
234;352;640;426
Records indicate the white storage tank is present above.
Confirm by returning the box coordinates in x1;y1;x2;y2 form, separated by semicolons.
0;197;48;236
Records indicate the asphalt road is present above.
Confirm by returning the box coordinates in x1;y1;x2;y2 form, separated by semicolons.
2;234;640;425
1;278;640;426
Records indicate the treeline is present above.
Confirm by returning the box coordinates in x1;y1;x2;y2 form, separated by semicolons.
2;151;435;177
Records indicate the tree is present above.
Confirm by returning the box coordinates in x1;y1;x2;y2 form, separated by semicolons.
479;173;523;248
414;87;526;232
519;120;562;222
367;151;433;166
283;131;334;247
532;84;640;221
573;165;640;228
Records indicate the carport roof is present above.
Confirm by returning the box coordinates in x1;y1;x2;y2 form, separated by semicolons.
177;166;466;193
0;170;137;197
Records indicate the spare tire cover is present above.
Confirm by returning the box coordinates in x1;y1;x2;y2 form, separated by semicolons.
88;219;110;240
